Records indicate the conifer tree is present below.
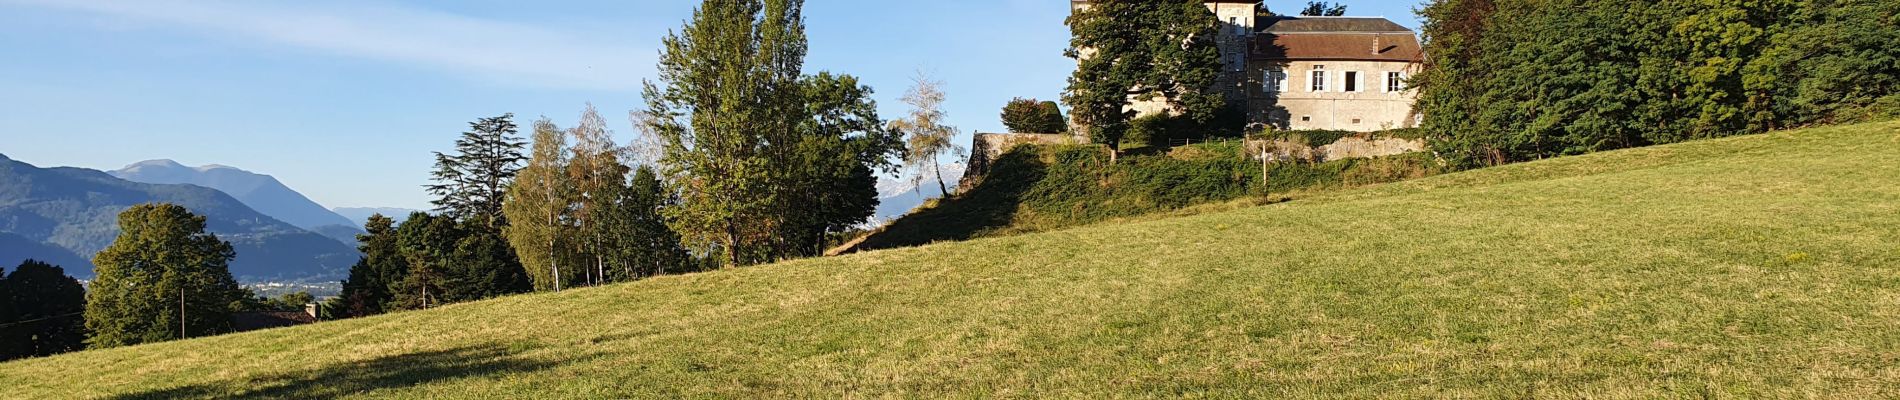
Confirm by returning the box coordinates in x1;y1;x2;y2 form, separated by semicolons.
0;260;87;360
428;114;527;228
338;214;406;317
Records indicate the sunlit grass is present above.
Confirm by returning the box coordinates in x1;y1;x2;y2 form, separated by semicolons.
2;121;1897;398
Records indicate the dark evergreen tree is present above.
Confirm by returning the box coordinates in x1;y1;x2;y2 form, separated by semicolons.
443;225;531;301
85;204;242;348
389;214;458;310
428;114;527;228
337;214;406;317
0;260;88;361
610;167;691;279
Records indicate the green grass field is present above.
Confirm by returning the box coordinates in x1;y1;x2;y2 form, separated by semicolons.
4;121;1898;398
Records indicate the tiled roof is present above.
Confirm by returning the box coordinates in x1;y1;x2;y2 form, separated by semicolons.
1259;16;1413;33
1252;17;1421;62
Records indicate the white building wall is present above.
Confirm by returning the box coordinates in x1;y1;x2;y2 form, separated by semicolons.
1250;59;1420;132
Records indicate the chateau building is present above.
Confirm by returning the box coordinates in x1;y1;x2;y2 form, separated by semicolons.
1070;1;1423;132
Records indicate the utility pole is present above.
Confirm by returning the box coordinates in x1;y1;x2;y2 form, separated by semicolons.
179;287;186;340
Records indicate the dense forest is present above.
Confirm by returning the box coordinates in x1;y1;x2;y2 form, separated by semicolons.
1415;0;1900;166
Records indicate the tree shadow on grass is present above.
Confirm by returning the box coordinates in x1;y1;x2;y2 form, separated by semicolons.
109;343;559;400
852;148;1049;252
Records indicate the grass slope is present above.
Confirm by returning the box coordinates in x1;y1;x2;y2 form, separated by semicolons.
4;121;1899;398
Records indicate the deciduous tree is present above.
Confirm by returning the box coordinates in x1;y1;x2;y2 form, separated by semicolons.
892;73;964;197
505;119;576;291
1065;0;1225;159
85;204;242;348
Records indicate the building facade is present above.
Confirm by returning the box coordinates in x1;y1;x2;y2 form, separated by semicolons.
1070;1;1423;133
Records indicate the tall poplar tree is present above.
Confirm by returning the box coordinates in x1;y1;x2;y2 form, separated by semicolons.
85;204;242;348
641;0;900;266
504;119;575;291
641;0;792;267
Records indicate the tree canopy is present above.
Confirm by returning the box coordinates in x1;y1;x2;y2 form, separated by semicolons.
1064;0;1225;155
1414;0;1900;166
0;260;87;361
84;203;242;348
640;0;900;267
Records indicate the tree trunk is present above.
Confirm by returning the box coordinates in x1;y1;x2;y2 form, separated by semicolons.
724;223;739;268
933;160;951;197
550;239;562;291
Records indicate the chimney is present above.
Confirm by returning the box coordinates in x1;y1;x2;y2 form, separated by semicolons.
1373;34;1382;55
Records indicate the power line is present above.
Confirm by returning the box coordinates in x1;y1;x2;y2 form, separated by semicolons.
0;311;83;329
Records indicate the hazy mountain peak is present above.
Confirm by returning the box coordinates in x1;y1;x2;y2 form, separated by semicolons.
121;159;188;170
110;160;360;234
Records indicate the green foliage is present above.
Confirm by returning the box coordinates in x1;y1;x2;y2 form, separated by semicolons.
386;214;530;311
338;214;405;317
504;119;575;291
1000;98;1067;133
1065;0;1226;153
1301;1;1347;16
85;204;243;348
237;290;314;313
597;167;692;280
641;0;899;267
428;114;527;228
856;143;1437;251
0;260;87;361
1415;0;1900;167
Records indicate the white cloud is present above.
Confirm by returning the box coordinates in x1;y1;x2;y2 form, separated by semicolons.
2;0;654;90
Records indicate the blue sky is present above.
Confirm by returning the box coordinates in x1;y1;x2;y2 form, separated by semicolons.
0;0;1423;210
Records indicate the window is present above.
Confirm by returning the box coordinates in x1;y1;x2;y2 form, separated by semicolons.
1344;71;1360;92
1310;65;1327;92
1301;115;1312;122
1386;72;1405;92
1264;68;1286;93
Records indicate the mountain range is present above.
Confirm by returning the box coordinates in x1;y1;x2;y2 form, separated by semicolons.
0;153;358;281
872;163;965;224
109;160;365;241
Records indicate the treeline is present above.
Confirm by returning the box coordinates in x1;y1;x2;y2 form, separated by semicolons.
337;0;906;317
1416;0;1900;166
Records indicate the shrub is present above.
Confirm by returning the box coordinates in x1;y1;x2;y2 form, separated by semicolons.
1000;98;1067;133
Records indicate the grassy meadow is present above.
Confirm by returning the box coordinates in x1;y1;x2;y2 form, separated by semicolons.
2;121;1897;398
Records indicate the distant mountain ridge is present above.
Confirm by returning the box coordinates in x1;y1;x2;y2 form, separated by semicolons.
0;153;358;281
110;160;361;233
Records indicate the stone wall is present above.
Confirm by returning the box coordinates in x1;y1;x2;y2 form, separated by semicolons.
960;132;1085;190
1246;136;1427;162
